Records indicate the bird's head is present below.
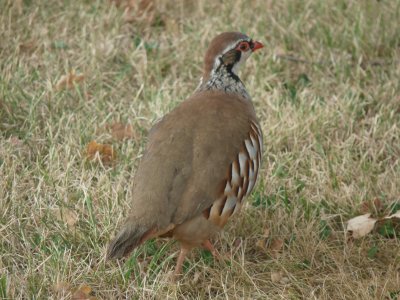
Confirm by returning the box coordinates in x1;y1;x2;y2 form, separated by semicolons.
202;32;264;80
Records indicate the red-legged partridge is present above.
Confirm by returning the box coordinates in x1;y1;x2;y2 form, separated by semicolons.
108;32;264;275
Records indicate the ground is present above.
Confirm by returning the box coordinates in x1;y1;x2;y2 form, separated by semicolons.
1;0;400;299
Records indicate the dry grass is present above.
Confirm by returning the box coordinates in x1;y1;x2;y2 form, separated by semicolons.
1;0;400;299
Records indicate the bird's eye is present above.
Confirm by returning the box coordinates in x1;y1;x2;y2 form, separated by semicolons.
238;42;249;51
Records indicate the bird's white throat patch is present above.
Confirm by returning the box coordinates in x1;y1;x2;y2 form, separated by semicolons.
198;64;251;99
196;68;250;100
196;39;252;100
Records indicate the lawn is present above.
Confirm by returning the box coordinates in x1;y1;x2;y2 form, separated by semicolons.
1;0;400;299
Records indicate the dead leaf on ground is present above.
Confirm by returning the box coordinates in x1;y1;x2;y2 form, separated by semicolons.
360;198;384;215
385;210;400;219
256;227;271;250
19;40;36;53
346;209;400;239
54;207;79;228
86;141;116;164
56;70;84;90
72;284;97;300
269;238;284;258
346;213;377;239
263;227;270;238
106;122;137;141
232;238;242;248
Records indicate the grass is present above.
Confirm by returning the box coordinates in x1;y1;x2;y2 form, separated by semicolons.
1;0;400;298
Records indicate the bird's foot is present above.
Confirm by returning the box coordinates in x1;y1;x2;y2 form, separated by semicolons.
202;240;230;261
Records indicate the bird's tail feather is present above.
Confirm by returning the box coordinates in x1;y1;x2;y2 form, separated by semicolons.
107;224;154;259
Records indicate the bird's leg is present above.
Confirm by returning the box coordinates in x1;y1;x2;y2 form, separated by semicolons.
202;239;232;262
202;240;219;258
174;246;190;276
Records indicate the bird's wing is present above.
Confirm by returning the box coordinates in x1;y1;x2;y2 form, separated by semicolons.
130;90;259;229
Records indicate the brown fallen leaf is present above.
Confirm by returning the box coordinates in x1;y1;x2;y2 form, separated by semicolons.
269;238;284;258
19;40;36;53
263;227;270;238
256;227;271;250
86;141;116;164
106;122;136;141
360;198;384;216
72;284;97;300
56;70;84;90
232;237;242;248
346;213;377;239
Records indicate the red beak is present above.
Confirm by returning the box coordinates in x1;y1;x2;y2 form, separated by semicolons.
252;41;264;52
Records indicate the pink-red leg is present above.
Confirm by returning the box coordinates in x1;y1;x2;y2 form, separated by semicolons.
202;239;232;261
174;247;190;276
202;240;219;258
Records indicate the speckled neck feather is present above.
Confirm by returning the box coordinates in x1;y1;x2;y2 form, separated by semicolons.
196;64;250;100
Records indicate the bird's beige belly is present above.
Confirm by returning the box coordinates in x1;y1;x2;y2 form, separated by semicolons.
172;215;221;247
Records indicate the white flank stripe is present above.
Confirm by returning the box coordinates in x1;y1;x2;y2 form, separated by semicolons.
224;181;232;194
231;162;240;185
250;134;259;152
245;139;257;159
238;152;247;176
222;195;237;215
209;197;224;220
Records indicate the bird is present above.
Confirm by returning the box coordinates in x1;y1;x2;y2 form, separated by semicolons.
107;32;264;276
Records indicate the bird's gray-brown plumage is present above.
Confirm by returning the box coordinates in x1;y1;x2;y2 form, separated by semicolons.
107;32;264;275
